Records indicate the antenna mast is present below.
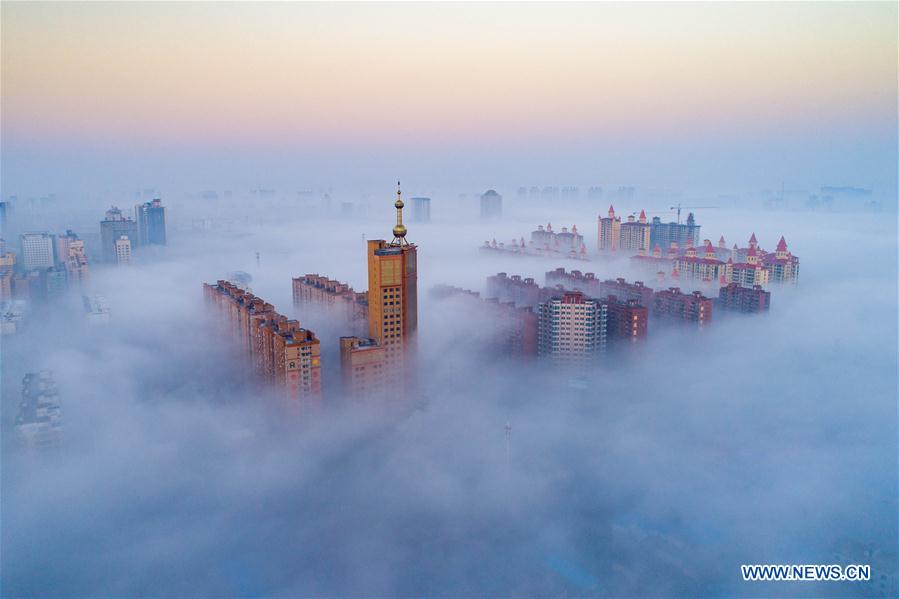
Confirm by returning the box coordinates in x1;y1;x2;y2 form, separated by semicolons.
505;421;512;466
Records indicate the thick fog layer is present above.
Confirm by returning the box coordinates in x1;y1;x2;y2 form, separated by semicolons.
2;193;895;597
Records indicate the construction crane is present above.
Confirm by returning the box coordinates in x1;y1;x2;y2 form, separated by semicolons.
669;203;718;224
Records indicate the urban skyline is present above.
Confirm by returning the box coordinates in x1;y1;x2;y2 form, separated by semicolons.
1;2;896;598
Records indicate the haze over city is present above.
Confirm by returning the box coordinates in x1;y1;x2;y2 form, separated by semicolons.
1;2;896;598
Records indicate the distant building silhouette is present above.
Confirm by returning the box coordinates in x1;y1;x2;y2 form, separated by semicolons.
135;198;166;245
20;232;56;270
411;197;431;223
649;212;700;251
100;207;138;263
480;189;502;220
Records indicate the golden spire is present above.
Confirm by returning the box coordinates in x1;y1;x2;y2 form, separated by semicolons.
391;179;408;245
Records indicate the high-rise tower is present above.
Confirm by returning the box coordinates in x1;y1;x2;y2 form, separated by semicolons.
340;182;419;401
367;182;418;361
135;198;167;245
597;205;621;252
480;189;503;220
100;206;138;263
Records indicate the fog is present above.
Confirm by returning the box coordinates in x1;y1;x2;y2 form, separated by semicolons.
1;190;895;597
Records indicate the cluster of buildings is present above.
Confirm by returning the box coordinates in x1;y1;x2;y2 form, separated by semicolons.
598;206;700;253
480;222;590;261
201;187;791;393
16;371;62;450
596;205;799;287
0;233;88;305
0;199;168;311
203;280;323;409
551;268;770;317
207;183;419;405
100;198;166;265
475;202;799;293
0;198;166;341
482;272;652;365
631;233;799;286
597;206;654;252
479;267;772;365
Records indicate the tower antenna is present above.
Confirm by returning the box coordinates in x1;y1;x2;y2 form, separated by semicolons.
390;180;408;245
505;421;512;466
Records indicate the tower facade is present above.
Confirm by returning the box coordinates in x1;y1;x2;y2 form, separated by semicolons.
56;230;78;266
717;283;770;313
604;296;649;343
0;244;15;300
652;287;713;326
203;280;322;410
597;205;621;251
65;240;90;286
115;235;132;265
100;206;138;262
135;198;167;245
537;291;607;364
675;240;732;284
20;232;56;270
619;209;651;253
339;336;388;399
649;213;700;252
762;236;799;283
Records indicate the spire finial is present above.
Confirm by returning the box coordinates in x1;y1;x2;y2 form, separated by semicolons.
391;180;407;244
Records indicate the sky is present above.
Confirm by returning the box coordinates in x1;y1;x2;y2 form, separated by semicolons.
2;1;897;196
